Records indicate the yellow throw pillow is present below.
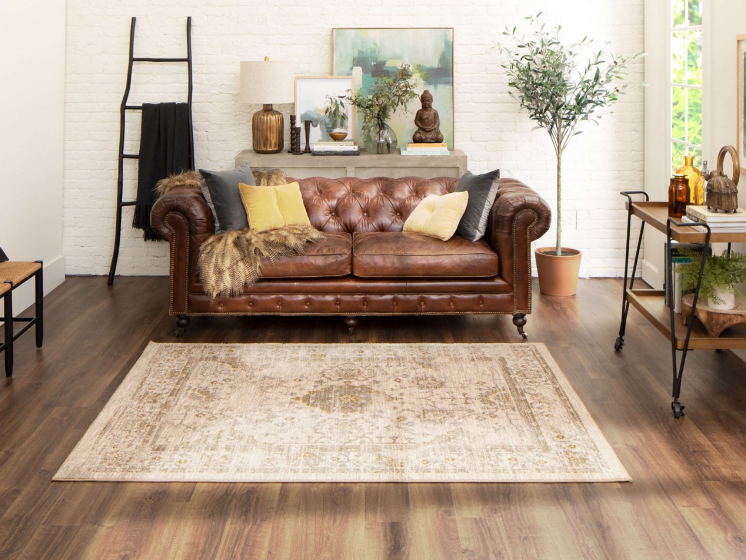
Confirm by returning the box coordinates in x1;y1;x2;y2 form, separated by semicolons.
239;184;285;231
273;182;311;226
403;191;469;241
239;181;311;232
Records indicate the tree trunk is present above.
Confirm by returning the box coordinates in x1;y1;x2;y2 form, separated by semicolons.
556;150;562;256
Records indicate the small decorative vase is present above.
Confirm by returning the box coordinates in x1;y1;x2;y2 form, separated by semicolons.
693;160;708;206
364;121;398;154
708;286;736;311
676;155;702;205
667;174;690;218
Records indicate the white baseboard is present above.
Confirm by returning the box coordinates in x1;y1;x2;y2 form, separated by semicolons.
3;255;65;318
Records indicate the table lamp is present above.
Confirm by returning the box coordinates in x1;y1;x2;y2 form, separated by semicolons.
240;58;294;153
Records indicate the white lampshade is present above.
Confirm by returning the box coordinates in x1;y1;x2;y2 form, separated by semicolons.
239;59;294;104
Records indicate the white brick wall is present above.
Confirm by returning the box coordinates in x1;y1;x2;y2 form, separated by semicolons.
63;0;644;278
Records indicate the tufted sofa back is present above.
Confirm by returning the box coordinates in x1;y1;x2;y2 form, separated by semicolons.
293;176;459;233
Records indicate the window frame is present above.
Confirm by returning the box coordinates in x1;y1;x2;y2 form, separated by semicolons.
668;0;710;173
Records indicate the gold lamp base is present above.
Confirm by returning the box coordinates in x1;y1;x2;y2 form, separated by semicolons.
252;104;284;154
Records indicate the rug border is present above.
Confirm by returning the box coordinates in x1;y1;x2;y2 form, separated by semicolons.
53;342;631;483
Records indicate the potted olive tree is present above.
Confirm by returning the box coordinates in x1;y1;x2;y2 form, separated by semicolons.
498;15;637;296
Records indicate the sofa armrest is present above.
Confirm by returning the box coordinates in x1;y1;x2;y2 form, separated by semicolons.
151;186;214;314
151;186;214;242
485;178;552;311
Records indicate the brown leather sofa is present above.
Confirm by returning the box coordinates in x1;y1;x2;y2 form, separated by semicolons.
151;176;551;336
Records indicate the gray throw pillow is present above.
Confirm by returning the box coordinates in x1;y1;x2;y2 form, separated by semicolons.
455;169;501;242
199;177;221;233
199;163;256;232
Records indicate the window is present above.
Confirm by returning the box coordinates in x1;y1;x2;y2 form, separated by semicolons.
671;0;703;171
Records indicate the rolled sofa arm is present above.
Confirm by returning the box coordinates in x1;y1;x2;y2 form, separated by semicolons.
151;186;214;315
488;179;552;242
485;178;552;312
151;186;214;242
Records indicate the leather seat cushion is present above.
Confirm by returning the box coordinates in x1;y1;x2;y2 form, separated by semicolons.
260;232;352;278
352;232;498;278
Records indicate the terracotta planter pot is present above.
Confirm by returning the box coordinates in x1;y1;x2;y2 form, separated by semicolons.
534;247;582;296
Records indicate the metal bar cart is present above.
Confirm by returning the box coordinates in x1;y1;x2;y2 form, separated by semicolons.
616;194;746;417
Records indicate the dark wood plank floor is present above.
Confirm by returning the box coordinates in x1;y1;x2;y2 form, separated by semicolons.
2;277;746;559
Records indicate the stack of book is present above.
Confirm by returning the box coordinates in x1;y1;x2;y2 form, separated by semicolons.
664;242;712;313
312;140;360;156
683;205;746;232
400;143;450;156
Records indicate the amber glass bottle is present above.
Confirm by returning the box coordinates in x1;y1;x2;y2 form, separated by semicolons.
676;155;702;204
668;174;690;218
693;160;708;206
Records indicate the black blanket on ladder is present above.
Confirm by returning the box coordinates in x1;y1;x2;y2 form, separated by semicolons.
133;102;193;241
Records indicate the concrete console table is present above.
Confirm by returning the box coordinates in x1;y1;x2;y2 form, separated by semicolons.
235;149;467;180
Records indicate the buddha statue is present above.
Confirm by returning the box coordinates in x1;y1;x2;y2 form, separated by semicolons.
412;90;444;143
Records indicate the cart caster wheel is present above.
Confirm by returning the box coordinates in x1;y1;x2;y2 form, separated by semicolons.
614;336;624;351
671;401;685;418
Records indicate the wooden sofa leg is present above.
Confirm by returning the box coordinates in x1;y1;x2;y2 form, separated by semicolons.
344;317;358;336
512;313;528;340
175;315;190;337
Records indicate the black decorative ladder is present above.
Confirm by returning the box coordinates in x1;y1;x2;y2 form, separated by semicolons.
107;16;195;285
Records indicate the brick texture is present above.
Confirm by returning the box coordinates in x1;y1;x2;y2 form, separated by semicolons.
63;0;644;277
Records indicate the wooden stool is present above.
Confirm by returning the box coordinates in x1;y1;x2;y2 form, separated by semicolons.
0;248;43;377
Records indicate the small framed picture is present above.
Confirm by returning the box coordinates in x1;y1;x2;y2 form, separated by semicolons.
738;34;746;168
294;76;355;147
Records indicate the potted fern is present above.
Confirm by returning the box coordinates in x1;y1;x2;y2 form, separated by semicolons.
681;251;746;311
497;15;637;296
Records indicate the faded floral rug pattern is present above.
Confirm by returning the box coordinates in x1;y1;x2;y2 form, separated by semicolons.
54;343;629;482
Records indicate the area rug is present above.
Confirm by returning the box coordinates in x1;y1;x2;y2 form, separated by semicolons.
54;343;629;483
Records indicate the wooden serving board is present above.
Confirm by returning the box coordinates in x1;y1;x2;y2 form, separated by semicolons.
681;293;746;337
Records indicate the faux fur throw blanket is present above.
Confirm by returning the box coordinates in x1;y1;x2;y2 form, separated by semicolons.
155;170;202;196
198;225;324;299
155;170;324;299
155;168;288;197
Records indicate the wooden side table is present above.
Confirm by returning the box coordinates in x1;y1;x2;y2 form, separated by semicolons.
235;149;468;180
615;195;746;417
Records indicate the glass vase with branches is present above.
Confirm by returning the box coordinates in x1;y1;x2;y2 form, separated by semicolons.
347;64;418;153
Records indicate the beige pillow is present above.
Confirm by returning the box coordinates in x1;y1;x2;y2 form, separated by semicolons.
403;191;469;241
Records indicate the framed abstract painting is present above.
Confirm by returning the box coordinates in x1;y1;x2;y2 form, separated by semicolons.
738;34;746;168
332;28;454;149
294;76;355;147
